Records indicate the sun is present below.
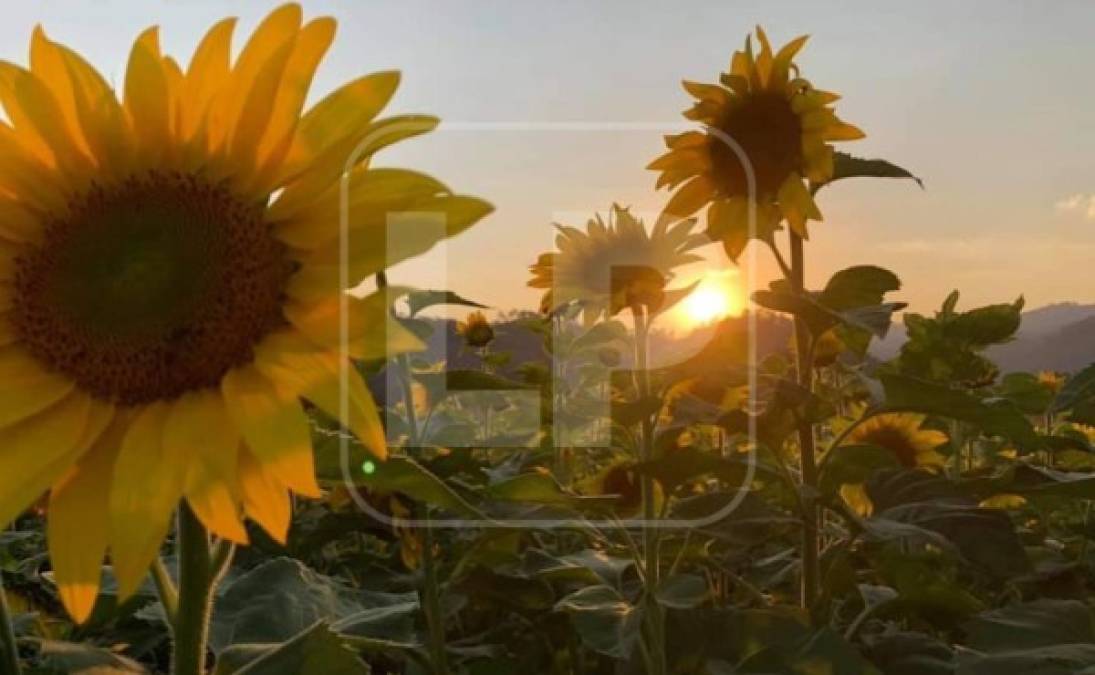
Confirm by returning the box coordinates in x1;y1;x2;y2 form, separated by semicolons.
676;272;744;329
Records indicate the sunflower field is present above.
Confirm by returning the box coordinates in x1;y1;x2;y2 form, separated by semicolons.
1;4;1094;675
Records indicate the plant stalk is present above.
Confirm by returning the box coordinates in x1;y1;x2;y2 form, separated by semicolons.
0;573;22;675
171;504;218;675
397;352;450;675
632;305;666;675
789;231;821;610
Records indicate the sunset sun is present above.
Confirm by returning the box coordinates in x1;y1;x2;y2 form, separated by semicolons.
677;272;744;329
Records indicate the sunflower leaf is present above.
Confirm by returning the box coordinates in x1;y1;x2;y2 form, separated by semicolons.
826;152;923;189
403;289;488;317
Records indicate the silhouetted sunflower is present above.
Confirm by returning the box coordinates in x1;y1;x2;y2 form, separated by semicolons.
528;204;704;325
0;3;491;621
649;27;863;258
456;310;495;348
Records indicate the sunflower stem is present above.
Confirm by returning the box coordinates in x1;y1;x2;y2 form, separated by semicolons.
150;557;179;625
788;231;821;612
0;573;22;675
171;504;217;675
632;305;666;675
397;352;450;675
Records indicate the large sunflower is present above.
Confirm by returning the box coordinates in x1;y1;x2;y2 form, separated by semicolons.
648;27;863;258
527;204;704;325
0;4;491;621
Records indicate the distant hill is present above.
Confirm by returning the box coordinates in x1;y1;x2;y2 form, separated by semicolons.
871;302;1095;374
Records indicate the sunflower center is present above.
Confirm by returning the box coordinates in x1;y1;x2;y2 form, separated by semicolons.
12;172;294;405
710;92;803;196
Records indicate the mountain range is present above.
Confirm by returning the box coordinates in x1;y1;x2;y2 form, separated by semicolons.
871;302;1095;374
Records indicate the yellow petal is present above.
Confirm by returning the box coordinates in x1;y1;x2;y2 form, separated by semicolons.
109;403;184;600
0;199;42;243
164;391;247;544
777;173;821;238
221;365;321;498
0;62;92;177
180;17;236;142
0;392;93;529
275;167;448;249
284;290;424;361
840;482;873;517
221;3;302;140
823;120;866;142
0;346;75;429
255;17;336;169
254;331;388;460
55;41;134;178
270;114;439;220
287;193;493;301
277;70;401;183
124;28;170;163
227;38;296;181
48;417;124;623
238;448;290;543
29;27;94;161
662;175;715;220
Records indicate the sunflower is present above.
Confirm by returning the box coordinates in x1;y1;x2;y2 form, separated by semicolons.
0;4;491;622
456;310;494;349
839;413;948;515
578;459;664;518
528;204;704;325
648;27;864;259
1037;370;1065;396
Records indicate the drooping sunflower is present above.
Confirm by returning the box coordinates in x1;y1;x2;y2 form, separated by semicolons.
649;27;864;259
578;459;664;518
528;204;705;325
839;413;948;515
456;310;494;349
0;4;491;621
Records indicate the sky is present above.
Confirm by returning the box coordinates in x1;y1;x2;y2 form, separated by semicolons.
3;0;1094;318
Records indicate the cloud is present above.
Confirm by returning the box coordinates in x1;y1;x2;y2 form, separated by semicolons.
1055;193;1095;219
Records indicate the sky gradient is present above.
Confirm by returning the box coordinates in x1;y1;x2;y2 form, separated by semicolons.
4;0;1093;317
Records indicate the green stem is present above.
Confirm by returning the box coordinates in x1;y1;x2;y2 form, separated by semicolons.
150;558;179;625
0;574;22;675
397;352;450;675
789;232;820;611
171;505;216;675
632;305;666;675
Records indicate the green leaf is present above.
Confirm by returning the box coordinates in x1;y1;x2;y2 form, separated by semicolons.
737;627;880;674
632;447;759;494
214;623;370;675
415;369;533;399
879;373;1040;450
862;632;955;675
819;444;901;496
865;469;1029;578
1000;372;1054;415
353;455;483;518
821;266;902;311
525;549;635;588
963;599;1095;653
1053;362;1095;413
211;558;419;652
35;640;146;673
554;585;640;659
403;289;487;317
828;152;923;188
958;644;1095;675
655;574;709;610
